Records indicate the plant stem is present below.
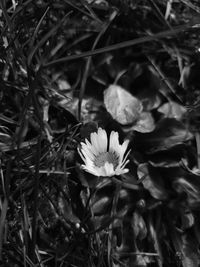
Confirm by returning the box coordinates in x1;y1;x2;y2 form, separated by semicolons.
195;132;200;169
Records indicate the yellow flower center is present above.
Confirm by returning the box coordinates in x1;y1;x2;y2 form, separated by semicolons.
94;152;119;169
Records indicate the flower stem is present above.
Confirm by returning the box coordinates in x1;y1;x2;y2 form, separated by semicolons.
108;181;121;266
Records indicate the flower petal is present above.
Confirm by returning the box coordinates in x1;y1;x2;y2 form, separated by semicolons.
104;162;115;177
81;143;96;161
77;147;85;161
120;140;129;158
90;132;100;152
85;139;99;155
80;147;95;162
119;149;131;167
82;165;98;176
115;167;129;175
78;127;131;177
109;131;120;153
97;128;108;153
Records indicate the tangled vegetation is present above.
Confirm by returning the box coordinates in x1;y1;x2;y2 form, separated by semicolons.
1;0;200;266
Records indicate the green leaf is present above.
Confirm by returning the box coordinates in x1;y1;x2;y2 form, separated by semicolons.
181;233;200;267
137;163;168;200
173;177;200;207
132;211;147;240
135;118;193;153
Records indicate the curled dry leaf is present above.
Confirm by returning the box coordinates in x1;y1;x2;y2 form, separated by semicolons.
131;111;155;133
181;211;194;230
104;84;143;125
158;101;187;120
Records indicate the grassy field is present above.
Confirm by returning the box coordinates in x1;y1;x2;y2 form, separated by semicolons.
1;0;200;266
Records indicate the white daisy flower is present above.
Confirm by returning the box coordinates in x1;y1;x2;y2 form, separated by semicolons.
78;128;130;177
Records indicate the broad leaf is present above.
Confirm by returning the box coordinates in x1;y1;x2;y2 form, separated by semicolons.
132;211;147;240
92;196;111;215
173;177;200;207
158;101;187;119
132;111;155;133
137;163;168;200
134;118;193;154
104;84;143;125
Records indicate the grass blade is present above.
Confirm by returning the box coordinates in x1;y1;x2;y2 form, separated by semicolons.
44;22;200;67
